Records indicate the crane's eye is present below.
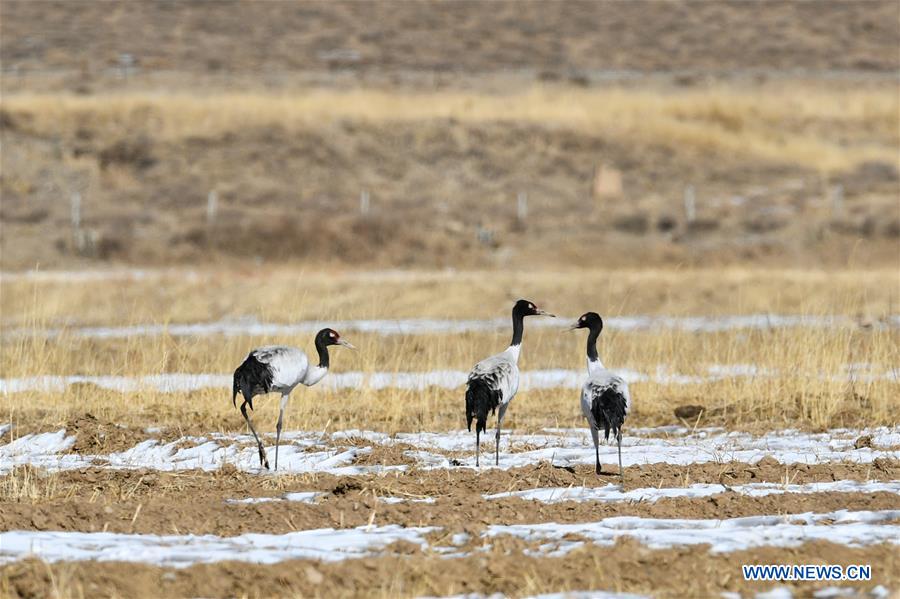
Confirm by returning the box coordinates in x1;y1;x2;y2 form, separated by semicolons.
529;303;534;309
330;332;336;338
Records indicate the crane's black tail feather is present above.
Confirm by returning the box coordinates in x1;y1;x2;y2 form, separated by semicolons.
232;354;272;411
466;378;501;435
591;388;628;442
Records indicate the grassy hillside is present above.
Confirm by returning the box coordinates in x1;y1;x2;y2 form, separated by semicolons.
3;0;897;80
2;84;898;269
1;1;898;270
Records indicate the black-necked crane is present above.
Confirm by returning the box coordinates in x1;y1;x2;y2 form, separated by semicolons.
465;299;554;466
570;312;630;480
232;328;355;470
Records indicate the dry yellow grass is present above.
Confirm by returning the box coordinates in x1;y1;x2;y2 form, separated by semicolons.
0;466;69;503
1;323;896;378
1;268;897;433
4;83;898;172
1;372;896;444
2;268;897;326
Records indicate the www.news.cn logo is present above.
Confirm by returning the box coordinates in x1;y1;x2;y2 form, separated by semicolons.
743;564;872;581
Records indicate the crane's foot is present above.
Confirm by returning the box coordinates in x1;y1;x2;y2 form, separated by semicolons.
258;446;270;470
595;462;602;475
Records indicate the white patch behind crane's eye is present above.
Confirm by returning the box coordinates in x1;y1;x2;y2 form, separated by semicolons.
529;303;534;309
329;331;337;338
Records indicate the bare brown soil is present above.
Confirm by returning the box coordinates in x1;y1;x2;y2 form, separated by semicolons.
3;487;899;538
8;456;899;504
3;422;898;596
6;414;190;454
2;542;897;599
65;413;164;454
3;456;898;536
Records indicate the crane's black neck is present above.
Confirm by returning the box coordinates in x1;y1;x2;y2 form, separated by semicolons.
586;326;601;363
510;305;526;347
314;337;330;369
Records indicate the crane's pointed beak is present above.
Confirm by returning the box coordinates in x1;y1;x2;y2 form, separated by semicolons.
567;322;580;331
338;339;357;350
536;309;555;317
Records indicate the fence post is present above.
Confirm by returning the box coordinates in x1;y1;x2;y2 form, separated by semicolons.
207;190;218;225
118;53;135;80
71;192;88;253
360;190;370;217
70;192;81;231
830;184;844;216
683;185;696;223
516;192;528;225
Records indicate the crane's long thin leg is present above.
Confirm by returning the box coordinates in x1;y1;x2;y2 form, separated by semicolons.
617;429;624;483
241;400;269;470
495;424;500;466
591;426;601;475
495;403;508;467
476;428;481;467
275;393;289;471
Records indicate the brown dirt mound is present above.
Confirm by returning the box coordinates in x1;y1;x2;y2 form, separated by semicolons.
2;481;898;537
66;413;159;454
1;541;897;599
6;460;896;505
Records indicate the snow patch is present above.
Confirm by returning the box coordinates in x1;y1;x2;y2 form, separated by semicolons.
485;480;900;503
4;364;896;395
0;433;404;476
379;496;436;504
485;510;900;554
814;587;891;599
396;427;900;470
0;430;81;474
0;269;192;283
2;427;897;475
12;313;897;341
754;589;793;599
225;491;326;505
0;525;436;567
526;592;651;599
102;441;404;476
421;593;651;599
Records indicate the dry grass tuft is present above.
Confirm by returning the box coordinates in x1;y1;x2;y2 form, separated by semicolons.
0;465;68;503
